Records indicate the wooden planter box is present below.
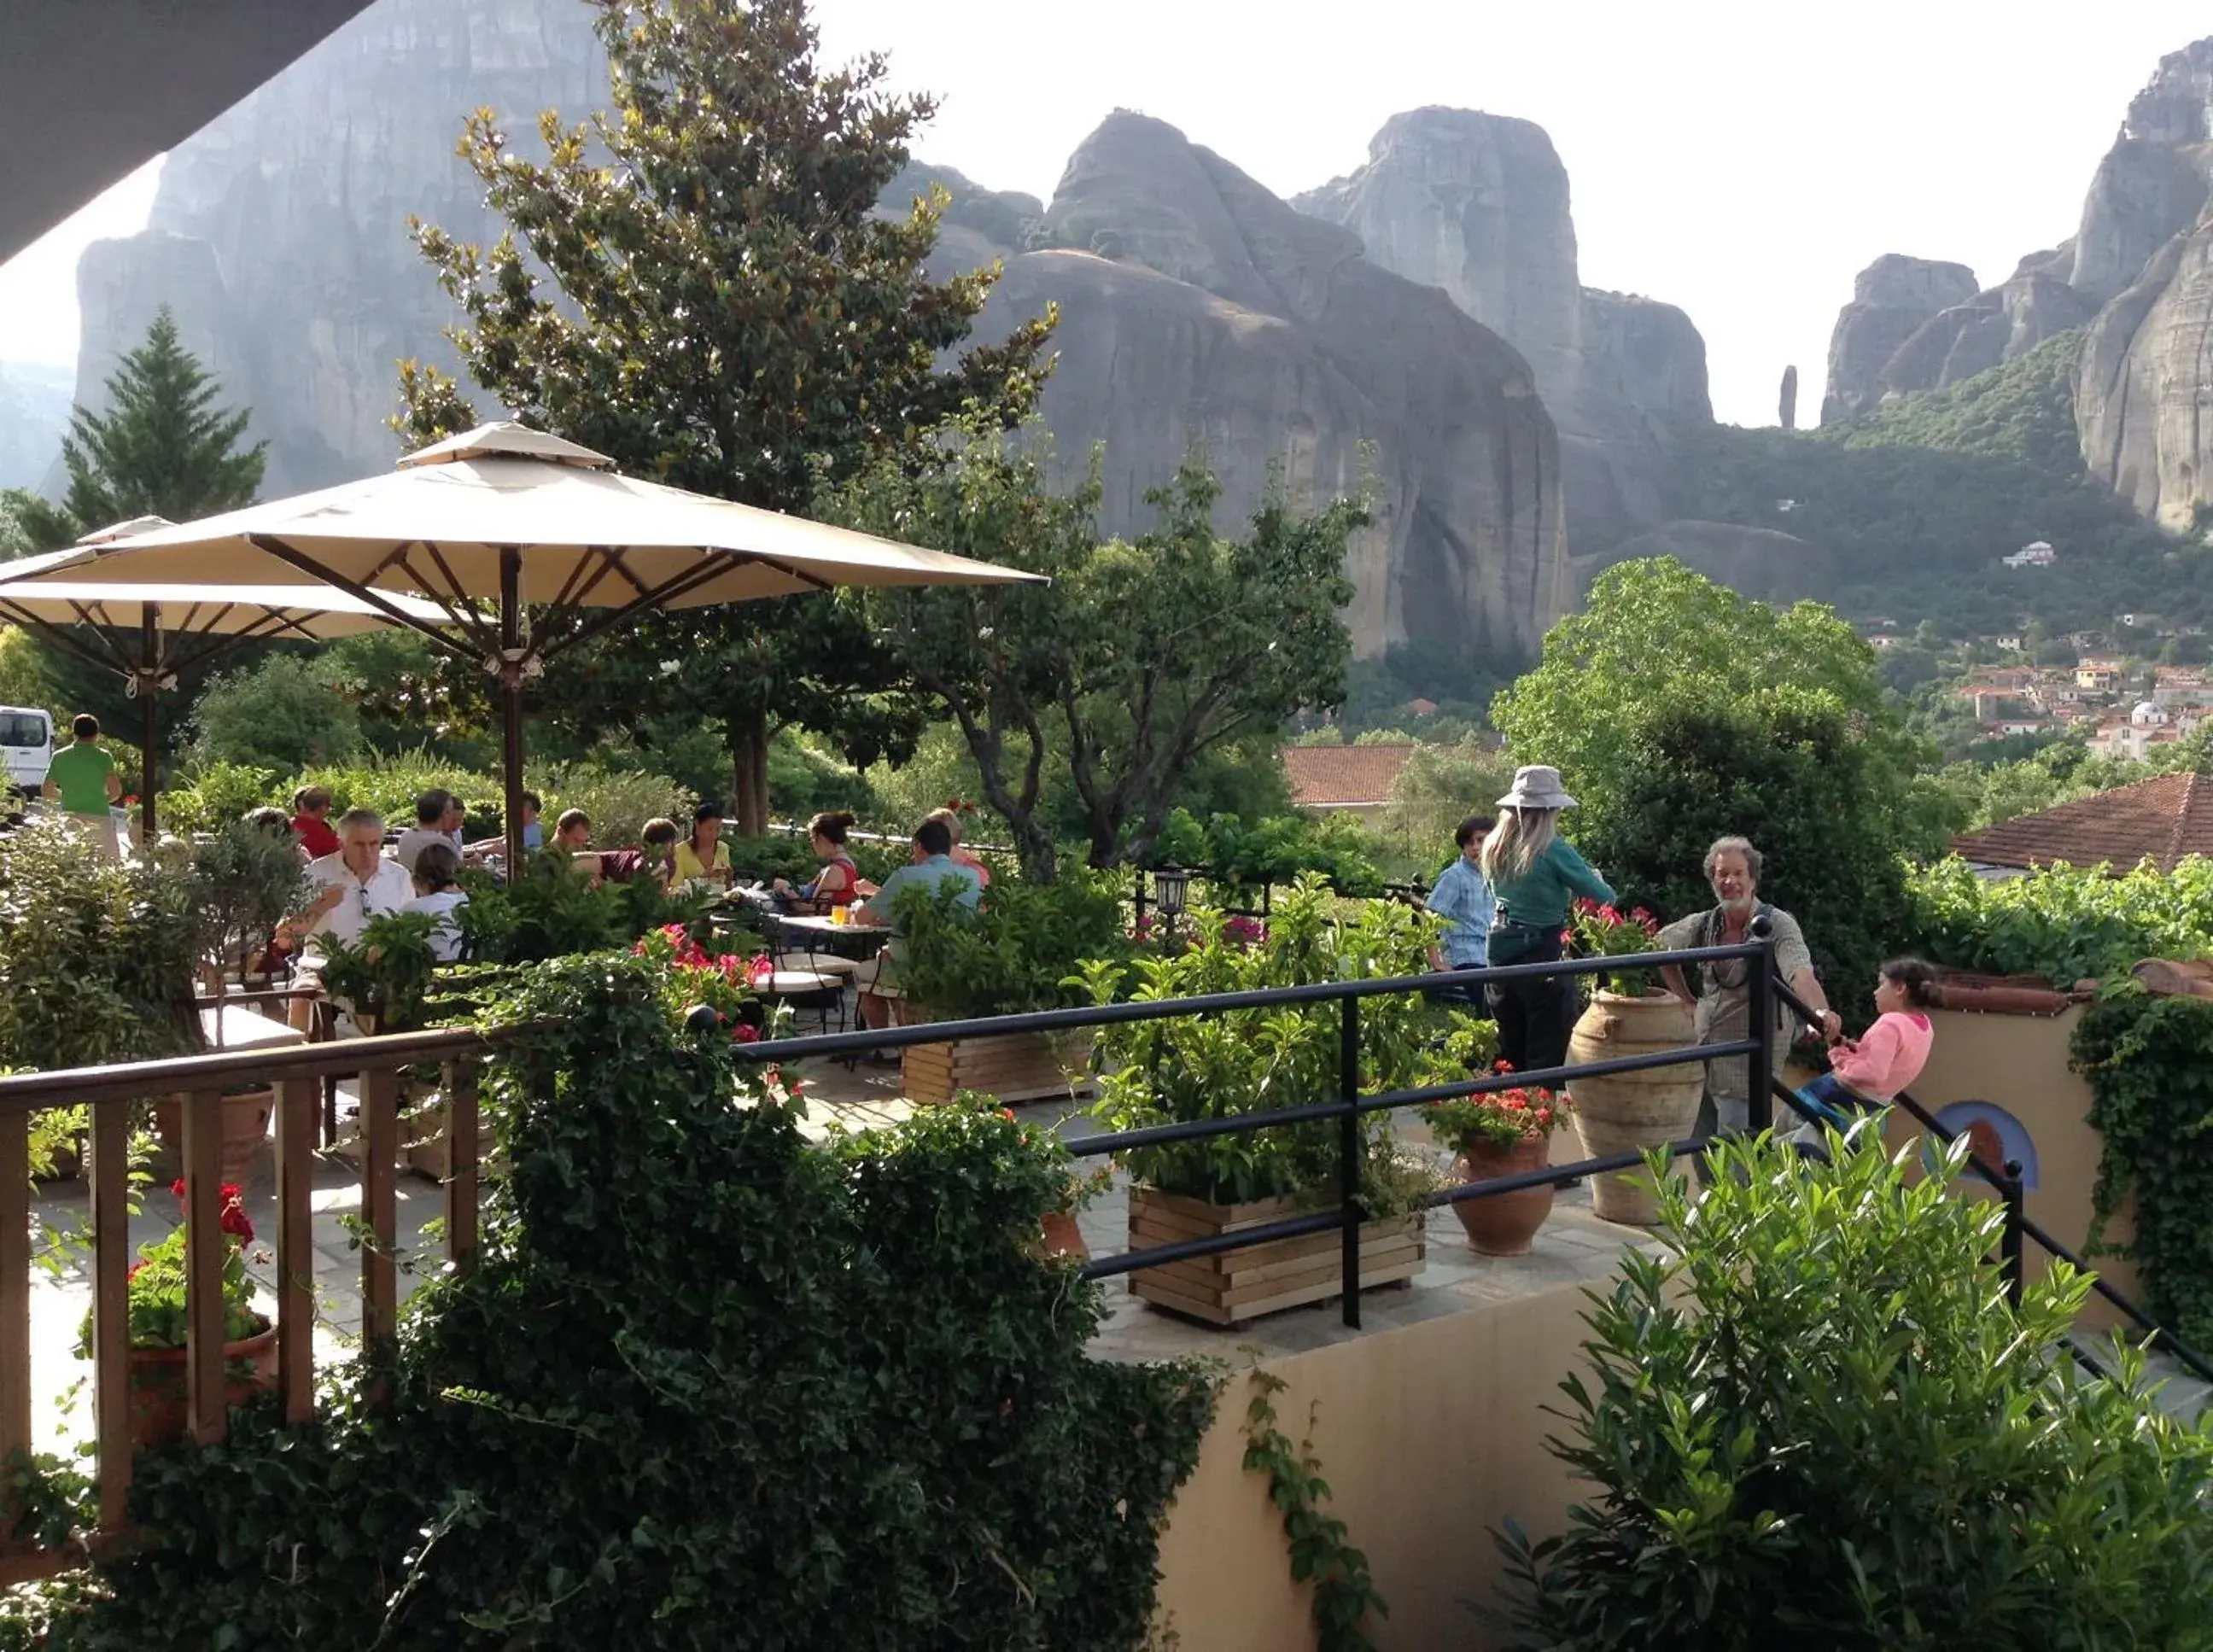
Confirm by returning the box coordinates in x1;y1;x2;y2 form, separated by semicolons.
401;1099;499;1183
1126;1187;1426;1326
901;1029;1095;1107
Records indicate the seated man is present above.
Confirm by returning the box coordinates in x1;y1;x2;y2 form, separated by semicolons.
465;790;541;859
849;815;984;1036
279;807;415;1032
593;818;680;887
392;790;454;873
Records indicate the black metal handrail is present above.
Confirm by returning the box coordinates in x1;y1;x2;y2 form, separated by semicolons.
1762;966;2213;1386
739;941;1772;1328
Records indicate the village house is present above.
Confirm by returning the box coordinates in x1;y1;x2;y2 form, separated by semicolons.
2002;540;2057;569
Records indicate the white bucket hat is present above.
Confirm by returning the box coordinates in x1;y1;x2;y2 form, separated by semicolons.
1496;764;1577;811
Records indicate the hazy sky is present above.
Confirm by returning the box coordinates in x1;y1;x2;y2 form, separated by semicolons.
3;0;2207;429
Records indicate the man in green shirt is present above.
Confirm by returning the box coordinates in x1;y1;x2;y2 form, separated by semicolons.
43;714;120;860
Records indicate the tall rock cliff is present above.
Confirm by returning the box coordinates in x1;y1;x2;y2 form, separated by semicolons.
67;3;1568;659
972;112;1570;660
2075;38;2213;529
67;0;605;495
1293;108;1711;552
1819;254;1979;422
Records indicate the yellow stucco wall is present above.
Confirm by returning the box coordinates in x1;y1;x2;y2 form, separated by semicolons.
1151;1280;1596;1651
1879;1004;2140;1332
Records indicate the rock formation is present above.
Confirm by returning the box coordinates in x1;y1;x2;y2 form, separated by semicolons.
1589;520;1833;604
1293;108;1711;552
0;361;70;492
1819;255;1979;422
2075;39;2213;530
64;9;1574;658
1819;33;2213;537
969;112;1570;659
1778;365;1797;431
66;0;606;496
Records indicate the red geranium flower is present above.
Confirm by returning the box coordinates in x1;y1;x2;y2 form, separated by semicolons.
733;1023;761;1043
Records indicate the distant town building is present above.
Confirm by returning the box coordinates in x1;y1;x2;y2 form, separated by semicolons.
2076;658;2122;692
1988;634;2023;653
2003;540;2058;569
1282;743;1420;829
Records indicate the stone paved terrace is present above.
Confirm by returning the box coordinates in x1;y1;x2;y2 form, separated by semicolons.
19;1052;2206;1449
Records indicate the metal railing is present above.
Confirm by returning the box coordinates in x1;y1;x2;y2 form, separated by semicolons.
732;941;1774;1326
1761;968;2213;1386
0;930;2193;1586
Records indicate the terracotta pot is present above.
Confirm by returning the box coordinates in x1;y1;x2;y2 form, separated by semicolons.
154;1087;277;1183
1567;991;1702;1225
124;1320;279;1449
1450;1137;1555;1255
1039;1211;1089;1260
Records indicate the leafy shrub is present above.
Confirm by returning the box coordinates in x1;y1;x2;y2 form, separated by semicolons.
2071;992;2213;1350
1493;1128;2213;1649
1079;879;1469;1206
1902;855;2213;984
187;817;312;975
318;911;443;1032
0;821;201;1071
454;858;712;966
892;869;1129;1019
29;957;1219;1648
535;761;693;849
188;652;364;773
293;750;504;839
1148;808;1383;897
157;760;279;835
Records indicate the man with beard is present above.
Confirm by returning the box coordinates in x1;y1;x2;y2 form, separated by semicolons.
1657;836;1839;1141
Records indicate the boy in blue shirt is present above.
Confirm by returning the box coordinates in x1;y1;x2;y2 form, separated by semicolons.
1424;813;1492;1002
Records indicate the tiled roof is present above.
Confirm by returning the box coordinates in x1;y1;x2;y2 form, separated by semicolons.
1952;772;2213;873
1282;743;1418;809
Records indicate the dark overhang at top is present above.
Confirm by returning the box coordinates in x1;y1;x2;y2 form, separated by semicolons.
3;0;377;265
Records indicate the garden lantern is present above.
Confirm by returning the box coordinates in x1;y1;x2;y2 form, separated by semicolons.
1153;866;1190;919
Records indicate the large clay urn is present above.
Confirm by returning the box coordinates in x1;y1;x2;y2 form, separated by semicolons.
1567;991;1703;1224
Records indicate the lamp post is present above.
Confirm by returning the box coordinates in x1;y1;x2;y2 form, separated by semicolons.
1153;866;1189;941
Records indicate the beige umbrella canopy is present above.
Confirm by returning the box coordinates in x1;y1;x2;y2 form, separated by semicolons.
0;532;451;840
20;423;1046;865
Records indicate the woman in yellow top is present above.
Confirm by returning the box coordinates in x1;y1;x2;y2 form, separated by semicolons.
671;800;733;888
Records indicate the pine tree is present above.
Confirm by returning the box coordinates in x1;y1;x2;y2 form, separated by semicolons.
11;310;266;779
398;0;1055;832
16;307;266;550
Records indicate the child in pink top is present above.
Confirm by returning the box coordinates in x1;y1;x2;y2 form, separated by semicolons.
1792;958;1941;1140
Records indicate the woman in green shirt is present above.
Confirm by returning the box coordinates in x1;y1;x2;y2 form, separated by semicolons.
1479;766;1614;1074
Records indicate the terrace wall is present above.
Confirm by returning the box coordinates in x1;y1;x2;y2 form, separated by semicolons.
1153;1276;1597;1651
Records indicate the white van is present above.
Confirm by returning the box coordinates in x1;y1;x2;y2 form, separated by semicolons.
0;707;55;797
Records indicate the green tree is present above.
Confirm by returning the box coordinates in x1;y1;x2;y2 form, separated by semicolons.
187;653;365;775
836;435;1366;879
14;308;264;550
1492;559;1938;1001
9;310;267;785
398;0;1054;833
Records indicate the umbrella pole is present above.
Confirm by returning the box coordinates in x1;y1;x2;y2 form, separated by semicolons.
500;548;525;875
139;606;160;848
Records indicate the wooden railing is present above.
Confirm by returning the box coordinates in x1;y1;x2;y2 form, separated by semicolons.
0;1024;509;1579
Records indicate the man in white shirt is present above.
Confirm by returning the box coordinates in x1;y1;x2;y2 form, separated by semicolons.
286;807;414;1030
391;790;455;873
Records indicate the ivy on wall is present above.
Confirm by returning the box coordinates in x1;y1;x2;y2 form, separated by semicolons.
2071;991;2213;1351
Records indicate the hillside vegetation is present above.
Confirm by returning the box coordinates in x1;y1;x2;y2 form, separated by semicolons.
1679;333;2207;636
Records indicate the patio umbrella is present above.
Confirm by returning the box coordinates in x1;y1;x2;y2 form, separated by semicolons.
16;423;1045;867
0;527;451;842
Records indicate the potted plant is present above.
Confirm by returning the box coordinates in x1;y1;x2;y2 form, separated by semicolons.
188;820;314;988
1079;878;1469;1325
891;873;1130;1106
1562;898;1701;1225
1426;1066;1572;1256
318;910;442;1036
76;1178;277;1450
